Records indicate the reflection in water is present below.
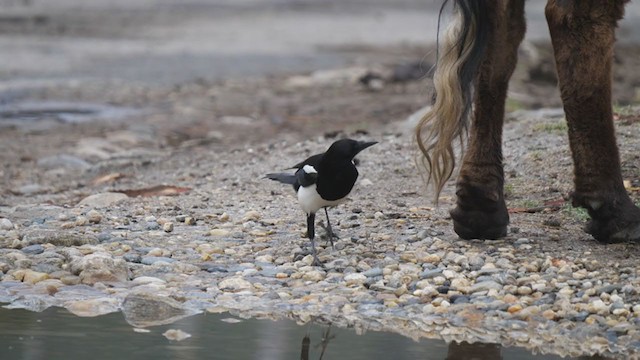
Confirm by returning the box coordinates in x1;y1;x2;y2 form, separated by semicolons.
301;332;311;360
0;307;602;360
446;341;503;360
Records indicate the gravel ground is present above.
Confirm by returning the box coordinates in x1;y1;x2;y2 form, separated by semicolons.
1;47;640;358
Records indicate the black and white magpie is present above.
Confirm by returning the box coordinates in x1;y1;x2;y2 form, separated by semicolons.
266;138;377;266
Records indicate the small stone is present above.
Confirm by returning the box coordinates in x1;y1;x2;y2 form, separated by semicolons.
60;222;75;229
612;308;630;317
255;255;273;263
242;210;261;222
131;276;167;285
146;222;160;230
163;222;174;233
210;229;230;237
0;218;14;230
362;268;383;277
22;270;49;284
517;286;533;295
78;192;128;208
75;216;89;226
141;257;175;265
344;273;367;286
70;253;129;284
588;299;610;315
123;293;194;328
21;244;45;255
420;269;443;279
218;277;252;291
422;254;441;264
508;304;523;314
86;210;103;224
469;280;503;293
542;310;557;320
66;298;120;317
163;329;192;341
219;213;230;222
185;217;196;225
503;294;518;303
303;270;325;282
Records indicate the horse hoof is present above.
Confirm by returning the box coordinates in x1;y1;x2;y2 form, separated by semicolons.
451;206;509;240
450;181;509;240
586;216;640;243
574;193;640;243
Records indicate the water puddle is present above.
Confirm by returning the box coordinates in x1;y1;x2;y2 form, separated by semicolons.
0;101;141;129
0;307;583;360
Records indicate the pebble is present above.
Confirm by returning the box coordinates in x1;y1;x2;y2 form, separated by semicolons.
75;216;89;226
470;281;503;293
163;329;192;341
141;257;176;265
362;268;383;278
218;277;253;291
242;210;261;222
517;286;533;296
86;210;103;224
344;273;367;286
77;192;128;208
146;222;160;230
0;218;14;230
21;244;45;255
66;298;120;317
210;229;230;237
163;222;174;232
70;253;129;284
20;270;50;284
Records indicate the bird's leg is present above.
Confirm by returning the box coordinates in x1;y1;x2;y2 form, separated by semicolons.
320;208;339;249
307;213;323;266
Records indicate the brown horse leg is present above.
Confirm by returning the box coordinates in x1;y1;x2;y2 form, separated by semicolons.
450;0;526;239
546;0;640;242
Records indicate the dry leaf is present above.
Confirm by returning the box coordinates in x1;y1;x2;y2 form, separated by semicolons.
117;185;191;197
92;172;125;186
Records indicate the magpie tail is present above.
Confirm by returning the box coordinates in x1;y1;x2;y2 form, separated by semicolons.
265;173;297;185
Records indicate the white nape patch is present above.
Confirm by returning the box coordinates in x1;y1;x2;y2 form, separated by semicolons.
297;184;346;214
302;164;317;174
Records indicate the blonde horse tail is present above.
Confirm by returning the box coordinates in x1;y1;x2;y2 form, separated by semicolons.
415;0;490;202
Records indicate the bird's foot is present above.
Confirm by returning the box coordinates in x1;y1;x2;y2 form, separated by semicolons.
293;248;325;267
319;223;339;249
311;255;325;267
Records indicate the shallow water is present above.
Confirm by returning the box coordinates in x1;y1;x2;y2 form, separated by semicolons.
0;307;576;360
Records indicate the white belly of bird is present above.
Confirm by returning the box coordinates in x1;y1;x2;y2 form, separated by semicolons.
297;184;347;214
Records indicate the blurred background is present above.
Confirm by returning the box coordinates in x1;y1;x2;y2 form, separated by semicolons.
1;0;639;147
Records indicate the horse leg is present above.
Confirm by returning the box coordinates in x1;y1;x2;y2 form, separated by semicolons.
450;0;526;239
546;0;640;242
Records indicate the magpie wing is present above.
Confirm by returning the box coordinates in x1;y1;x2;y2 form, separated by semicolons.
291;153;323;169
295;166;318;188
265;173;297;185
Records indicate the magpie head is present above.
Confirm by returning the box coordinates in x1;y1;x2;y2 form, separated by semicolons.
326;138;377;160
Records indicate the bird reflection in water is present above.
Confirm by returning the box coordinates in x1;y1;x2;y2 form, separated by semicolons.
301;325;335;360
300;326;611;360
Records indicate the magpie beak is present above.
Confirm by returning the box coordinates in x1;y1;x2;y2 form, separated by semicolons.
266;138;377;266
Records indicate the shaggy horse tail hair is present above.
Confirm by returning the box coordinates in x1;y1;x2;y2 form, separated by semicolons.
415;0;490;202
